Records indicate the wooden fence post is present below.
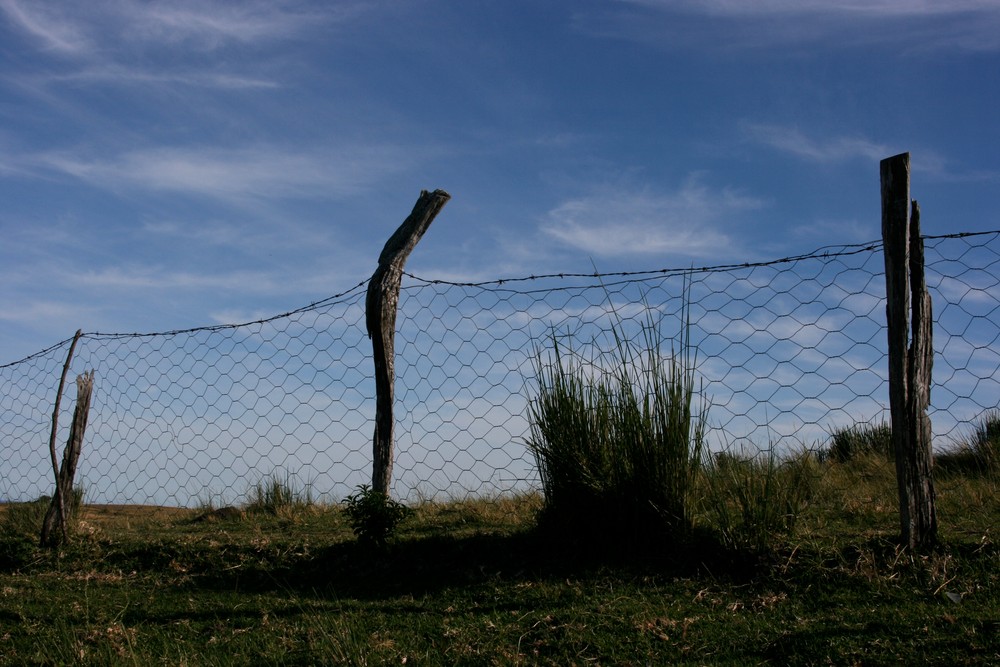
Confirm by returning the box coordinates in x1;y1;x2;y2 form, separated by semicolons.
40;330;81;548
41;369;94;548
880;152;937;550
366;190;451;496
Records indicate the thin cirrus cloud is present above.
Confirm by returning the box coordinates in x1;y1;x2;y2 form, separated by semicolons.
74;266;282;293
583;0;1000;52
541;177;763;259
629;0;999;18
0;0;348;91
38;65;281;90
71;263;369;309
0;0;330;54
740;123;1000;183
0;0;89;54
0;298;91;327
121;3;329;48
29;145;409;203
740;123;891;163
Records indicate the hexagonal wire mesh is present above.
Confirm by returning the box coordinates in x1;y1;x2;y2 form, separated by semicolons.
1;231;998;507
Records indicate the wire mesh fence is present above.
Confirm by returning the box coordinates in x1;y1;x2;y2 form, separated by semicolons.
2;231;998;507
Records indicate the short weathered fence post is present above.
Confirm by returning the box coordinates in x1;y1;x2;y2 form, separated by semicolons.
40;330;80;548
41;328;94;548
366;189;451;496
880;152;937;550
40;371;94;548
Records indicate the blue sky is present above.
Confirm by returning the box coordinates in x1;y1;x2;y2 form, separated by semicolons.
2;0;999;365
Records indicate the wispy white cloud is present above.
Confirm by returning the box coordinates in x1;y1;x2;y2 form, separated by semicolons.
1;0;334;54
0;1;359;90
66;262;369;313
28;144;409;202
74;266;281;293
40;66;280;90
582;0;1000;52
906;153;1000;184
0;0;90;53
541;176;763;259
0;298;94;326
790;218;879;245
141;219;246;247
119;2;329;50
741;123;1000;183
627;0;1000;18
741;123;891;163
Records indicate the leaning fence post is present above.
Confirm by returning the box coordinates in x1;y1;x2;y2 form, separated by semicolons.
366;189;451;496
880;152;937;550
40;330;81;548
40;370;94;548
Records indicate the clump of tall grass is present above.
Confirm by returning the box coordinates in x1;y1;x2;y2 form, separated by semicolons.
526;294;707;543
0;487;85;539
698;446;819;554
244;472;315;517
821;422;893;464
938;410;1000;476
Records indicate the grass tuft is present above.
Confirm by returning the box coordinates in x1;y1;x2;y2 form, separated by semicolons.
244;472;315;518
526;288;706;545
698;446;820;554
938;409;1000;476
0;486;85;539
822;421;893;463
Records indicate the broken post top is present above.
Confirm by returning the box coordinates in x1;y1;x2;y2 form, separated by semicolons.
881;151;910;166
376;189;451;267
880;153;911;234
880;153;910;194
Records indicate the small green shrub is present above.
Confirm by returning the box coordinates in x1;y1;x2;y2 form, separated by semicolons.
822;422;893;464
343;485;412;547
699;447;819;554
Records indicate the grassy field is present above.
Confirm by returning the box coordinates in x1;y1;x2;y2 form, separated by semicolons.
0;461;998;666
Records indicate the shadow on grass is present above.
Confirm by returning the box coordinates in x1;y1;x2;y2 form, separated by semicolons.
179;525;774;601
2;522;782;615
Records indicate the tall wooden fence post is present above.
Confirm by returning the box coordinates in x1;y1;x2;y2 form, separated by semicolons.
880;152;937;550
366;189;451;496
